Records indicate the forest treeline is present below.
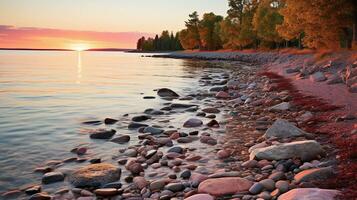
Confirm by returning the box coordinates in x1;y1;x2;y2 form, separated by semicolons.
137;0;357;51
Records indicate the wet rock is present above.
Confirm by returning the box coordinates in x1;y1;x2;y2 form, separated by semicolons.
132;115;151;122
143;96;156;99
133;176;149;189
327;74;343;85
69;163;121;188
103;181;122;189
269;172;285;181
294;167;334;183
110;135;130;144
94;188;118;196
250;140;324;161
144;109;164;115
165;183;185;192
207;120;219;128
143;126;164;135
242;160;258;168
157;88;179;98
168;146;183;154
310;72;327;82
249;182;264;194
277;188;339;200
145;149;157;159
177;137;194;143
82;120;102;125
184;194;214;200
198;177;252;196
89;129;116;139
28;193;51;200
42;172;65;184
202;107;220;113
126;160;144;175
183;118;203;128
124;149;138;157
128;122;148;129
171;103;197;109
264;119;306;139
269;102;291;112
104;118;118;125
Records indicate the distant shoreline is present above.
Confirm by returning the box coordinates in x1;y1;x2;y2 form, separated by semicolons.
0;48;134;52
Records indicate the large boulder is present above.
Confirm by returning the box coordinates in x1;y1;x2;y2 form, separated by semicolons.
157;88;179;98
198;177;252;196
69;163;121;188
184;194;214;200
278;188;340;200
264;119;307;139
294;167;335;183
250;140;324;161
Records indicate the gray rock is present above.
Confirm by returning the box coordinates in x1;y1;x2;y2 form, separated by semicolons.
69;163;121;188
89;129;116;139
103;181;122;189
264;119;306;139
275;180;289;193
128;122;148;129
327;74;343;85
165;183;185;192
259;179;275;191
249;182;264;194
42;172;64;184
124;149;138;157
144;109;164;115
183;118;203;128
269;172;285;181
150;179;166;191
132;115;151;122
28;193;51;200
168;146;183;154
250;140;324;161
110;135;130;144
143;126;164;135
180;170;191;179
202;107;220;113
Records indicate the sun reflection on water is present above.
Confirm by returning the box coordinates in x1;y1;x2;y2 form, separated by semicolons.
77;51;82;84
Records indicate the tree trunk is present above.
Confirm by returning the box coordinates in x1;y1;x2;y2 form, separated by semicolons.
298;34;302;49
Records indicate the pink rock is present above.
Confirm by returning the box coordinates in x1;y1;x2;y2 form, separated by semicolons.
198;177;253;196
77;147;87;155
258;160;271;168
217;150;230;159
190;173;208;184
184;194;214;200
278;188;340;200
216;91;230;99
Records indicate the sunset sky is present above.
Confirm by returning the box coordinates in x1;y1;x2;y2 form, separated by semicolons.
0;0;228;49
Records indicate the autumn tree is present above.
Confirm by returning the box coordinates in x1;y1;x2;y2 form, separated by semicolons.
277;0;354;49
253;0;283;48
180;11;202;49
199;12;223;50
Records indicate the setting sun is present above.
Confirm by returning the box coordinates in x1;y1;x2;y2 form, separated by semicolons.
70;43;90;51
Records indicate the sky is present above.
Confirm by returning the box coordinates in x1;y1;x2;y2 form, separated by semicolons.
0;0;229;49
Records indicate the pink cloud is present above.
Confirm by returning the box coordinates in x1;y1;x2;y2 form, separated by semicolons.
0;25;154;49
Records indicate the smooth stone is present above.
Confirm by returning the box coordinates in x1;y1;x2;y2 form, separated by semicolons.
165;183;185;192
278;188;339;200
168;146;183;154
110;135;130;144
217;150;230;159
143;96;156;99
144;109;164;115
259;179;275;191
294;167;334;183
124;149;138;157
104;118;118;125
242;160;258;168
202;107;220;114
89;129;116;139
150;179;166;191
216;91;230;98
275;180;289;193
177;137;193;143
144;126;164;135
183;118;203;128
69;163;121;188
157;88;179;97
103;181;122;189
42;172;64;184
208;172;240;179
258;191;272;200
310;72;327;82
25;185;41;195
207;120;219;128
128;122;148;129
269;172;285;181
145;149;157;159
132;115;151;122
184;194;214;200
170;103;197;109
250;140;324;161
180;170;191;179
264;119;306;139
200;135;217;145
82;120;102;125
198;177;253;196
126;161;144;175
249;182;264;194
94;188;117;196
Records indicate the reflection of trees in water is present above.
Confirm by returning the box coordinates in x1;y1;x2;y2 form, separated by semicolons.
181;59;241;74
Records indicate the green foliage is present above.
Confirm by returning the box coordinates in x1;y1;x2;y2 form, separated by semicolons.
199;13;223;50
136;31;183;51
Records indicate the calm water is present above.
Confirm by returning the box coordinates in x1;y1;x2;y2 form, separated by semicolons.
0;50;209;192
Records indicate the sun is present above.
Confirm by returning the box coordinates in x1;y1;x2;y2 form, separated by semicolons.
70;43;90;51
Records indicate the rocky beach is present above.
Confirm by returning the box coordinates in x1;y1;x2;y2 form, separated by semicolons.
2;51;356;200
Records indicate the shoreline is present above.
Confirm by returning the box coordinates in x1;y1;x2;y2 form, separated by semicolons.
1;52;356;200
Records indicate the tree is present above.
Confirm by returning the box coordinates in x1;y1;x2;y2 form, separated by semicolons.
237;9;258;48
220;17;241;49
153;35;159;50
199;13;223;50
136;36;145;50
184;11;202;49
253;0;284;48
277;0;354;49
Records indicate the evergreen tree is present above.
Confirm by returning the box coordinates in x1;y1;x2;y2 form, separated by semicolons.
199;12;223;50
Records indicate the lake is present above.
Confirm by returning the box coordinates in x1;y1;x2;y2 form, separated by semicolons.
0;50;214;193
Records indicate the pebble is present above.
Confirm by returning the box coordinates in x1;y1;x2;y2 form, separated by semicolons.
94;188;118;196
104;118;118;125
217;150;230;159
249;182;264;194
132;115;151;122
165;183;185;192
183;118;203;128
89;129;116;139
275;180;289;193
28;193;51;200
259;179;275;191
180;170;192;179
42;172;65;184
111;135;130;144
